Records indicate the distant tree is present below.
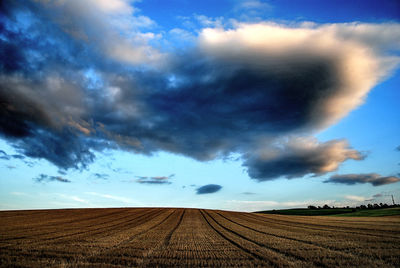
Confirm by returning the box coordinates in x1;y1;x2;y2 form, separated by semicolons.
308;205;317;209
360;205;367;209
381;203;389;208
323;204;331;209
367;204;373;209
373;203;380;209
317;206;322;209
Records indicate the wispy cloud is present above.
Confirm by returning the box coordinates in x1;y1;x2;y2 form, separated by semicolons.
10;191;30;196
34;174;71;183
0;150;26;161
136;174;174;184
242;192;256;195
85;192;137;204
58;194;89;204
325;173;400;186
93;173;110;180
344;195;366;202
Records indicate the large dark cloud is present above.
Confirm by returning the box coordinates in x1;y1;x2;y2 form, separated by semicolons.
325;173;400;186
0;1;399;180
196;184;222;194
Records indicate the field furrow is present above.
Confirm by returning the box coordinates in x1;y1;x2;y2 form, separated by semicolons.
216;211;391;267
0;208;399;267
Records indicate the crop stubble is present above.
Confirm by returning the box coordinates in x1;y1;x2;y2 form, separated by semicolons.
0;208;399;267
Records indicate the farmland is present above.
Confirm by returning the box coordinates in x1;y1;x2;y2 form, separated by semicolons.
0;208;399;267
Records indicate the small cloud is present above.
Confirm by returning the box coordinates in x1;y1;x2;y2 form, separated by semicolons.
12;154;25;159
0;150;11;160
242;192;256;195
58;170;67;175
196;184;222;194
344;195;366;202
373;193;384;198
136;174;174;184
193;14;224;28
85;192;137;204
93;173;109;180
111;167;133;174
325;173;400;186
234;0;273;20
5;165;16;169
59;194;89;204
34;174;71;183
396;145;400;151
239;0;272;10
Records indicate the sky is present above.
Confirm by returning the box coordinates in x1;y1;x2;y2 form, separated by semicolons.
0;0;399;212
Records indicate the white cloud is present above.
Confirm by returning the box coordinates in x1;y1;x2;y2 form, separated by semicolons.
85;192;137;204
194;14;224;28
90;0;135;15
238;0;272;11
344;195;366;202
199;22;400;130
35;0;163;66
245;137;364;181
58;194;89;204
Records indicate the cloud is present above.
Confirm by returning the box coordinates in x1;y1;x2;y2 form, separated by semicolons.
234;0;273;20
0;150;10;160
85;191;137;204
194;14;224;28
0;150;27;163
396;145;400;151
1;2;400;181
5;165;16;169
196;184;222;194
244;137;364;181
58;194;89;204
34;174;71;183
325;173;400;186
242;192;256;195
136;174;174;184
344;195;366;202
31;0;161;65
93;173;110;180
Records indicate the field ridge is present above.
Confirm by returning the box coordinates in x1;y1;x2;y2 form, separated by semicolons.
0;207;399;267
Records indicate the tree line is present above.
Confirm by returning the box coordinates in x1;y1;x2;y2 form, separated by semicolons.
307;203;399;210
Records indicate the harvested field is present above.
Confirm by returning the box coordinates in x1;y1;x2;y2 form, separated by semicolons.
0;208;399;267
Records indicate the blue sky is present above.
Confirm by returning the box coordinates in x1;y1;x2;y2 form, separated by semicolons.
0;0;399;211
